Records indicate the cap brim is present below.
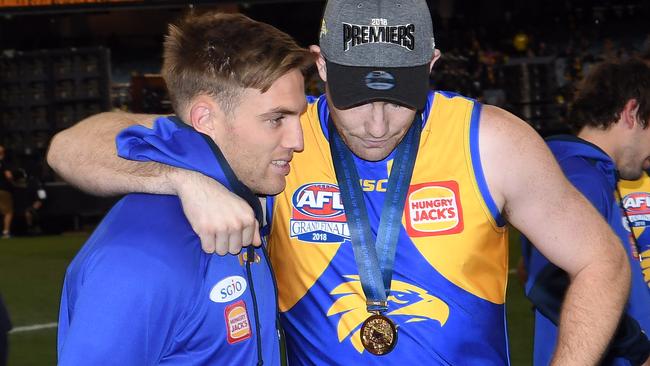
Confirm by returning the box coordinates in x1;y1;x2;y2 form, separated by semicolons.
326;61;430;110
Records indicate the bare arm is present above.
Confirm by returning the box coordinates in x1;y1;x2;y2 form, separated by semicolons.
47;111;172;196
480;105;630;365
47;112;260;254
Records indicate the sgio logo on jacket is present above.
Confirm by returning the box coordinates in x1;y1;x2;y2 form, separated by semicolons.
210;276;247;303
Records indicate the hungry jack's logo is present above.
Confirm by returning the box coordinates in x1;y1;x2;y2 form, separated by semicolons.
405;181;464;237
327;275;449;353
225;300;251;344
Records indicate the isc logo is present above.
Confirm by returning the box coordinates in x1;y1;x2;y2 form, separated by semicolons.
292;183;346;219
360;179;388;192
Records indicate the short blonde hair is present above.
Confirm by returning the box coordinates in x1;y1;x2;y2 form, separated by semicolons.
162;12;312;116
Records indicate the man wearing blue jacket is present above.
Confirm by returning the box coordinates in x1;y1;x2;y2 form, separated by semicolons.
522;59;650;365
57;12;311;365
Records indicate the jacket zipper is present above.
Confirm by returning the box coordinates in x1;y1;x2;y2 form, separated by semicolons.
246;246;263;365
261;241;286;366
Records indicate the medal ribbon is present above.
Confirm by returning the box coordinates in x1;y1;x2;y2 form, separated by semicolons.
328;115;421;314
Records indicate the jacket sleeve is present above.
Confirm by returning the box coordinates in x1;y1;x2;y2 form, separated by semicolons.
570;170;650;364
58;244;185;365
560;169;649;364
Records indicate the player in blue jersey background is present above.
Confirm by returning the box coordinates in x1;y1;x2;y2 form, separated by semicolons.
56;11;311;365
521;60;650;365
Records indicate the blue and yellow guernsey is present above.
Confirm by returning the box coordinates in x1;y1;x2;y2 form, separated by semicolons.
267;92;510;365
619;174;650;291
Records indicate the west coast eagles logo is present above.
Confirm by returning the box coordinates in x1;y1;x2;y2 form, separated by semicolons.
327;275;449;353
290;183;350;243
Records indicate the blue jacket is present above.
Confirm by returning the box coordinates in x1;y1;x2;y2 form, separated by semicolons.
522;135;650;366
58;117;282;365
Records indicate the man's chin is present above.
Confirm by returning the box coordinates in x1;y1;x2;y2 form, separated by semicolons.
620;169;643;181
251;181;286;196
352;148;392;162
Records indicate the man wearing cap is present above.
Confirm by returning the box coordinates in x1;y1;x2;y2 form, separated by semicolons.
48;1;629;364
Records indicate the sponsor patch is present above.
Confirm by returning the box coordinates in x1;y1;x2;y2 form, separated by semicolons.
210;276;247;303
225;300;252;344
365;71;395;91
405;181;463;237
621;192;650;228
238;251;261;266
290;183;349;243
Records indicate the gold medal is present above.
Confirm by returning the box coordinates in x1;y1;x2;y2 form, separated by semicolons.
360;313;397;355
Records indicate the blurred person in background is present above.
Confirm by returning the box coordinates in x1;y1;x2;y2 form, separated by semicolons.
521;59;650;366
11;169;46;235
618;51;650;300
0;146;14;239
0;293;10;366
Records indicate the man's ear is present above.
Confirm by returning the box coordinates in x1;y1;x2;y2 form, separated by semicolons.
429;49;442;72
188;95;225;138
310;45;327;83
622;98;641;129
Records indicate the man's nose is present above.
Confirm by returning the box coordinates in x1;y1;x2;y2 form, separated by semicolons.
283;117;304;152
365;102;389;138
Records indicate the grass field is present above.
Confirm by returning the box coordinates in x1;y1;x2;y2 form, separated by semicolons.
0;230;534;365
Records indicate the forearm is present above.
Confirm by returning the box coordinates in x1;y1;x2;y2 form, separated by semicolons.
551;255;630;365
47;112;179;196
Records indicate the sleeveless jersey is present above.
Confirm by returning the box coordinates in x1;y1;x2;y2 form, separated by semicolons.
268;92;509;365
619;174;650;291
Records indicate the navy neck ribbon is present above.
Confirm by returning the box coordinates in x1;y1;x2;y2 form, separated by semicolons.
328;115;421;313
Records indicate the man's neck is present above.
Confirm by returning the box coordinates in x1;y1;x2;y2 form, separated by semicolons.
577;126;619;164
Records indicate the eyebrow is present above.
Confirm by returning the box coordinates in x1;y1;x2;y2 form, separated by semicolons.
257;106;304;118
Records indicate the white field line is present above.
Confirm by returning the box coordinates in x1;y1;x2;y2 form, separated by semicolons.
9;322;57;334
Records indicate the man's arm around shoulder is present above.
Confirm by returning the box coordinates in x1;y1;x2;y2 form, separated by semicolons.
46;111;177;196
47;111;261;253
